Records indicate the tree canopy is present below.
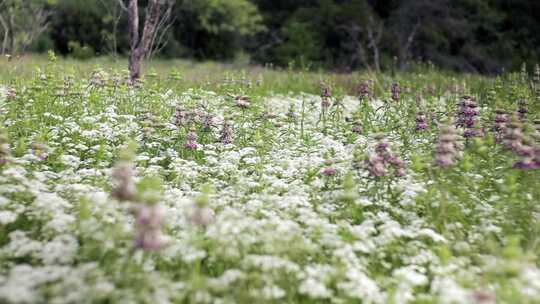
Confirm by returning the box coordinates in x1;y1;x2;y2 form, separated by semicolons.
1;0;539;73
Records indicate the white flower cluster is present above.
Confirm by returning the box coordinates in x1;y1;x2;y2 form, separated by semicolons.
0;86;538;304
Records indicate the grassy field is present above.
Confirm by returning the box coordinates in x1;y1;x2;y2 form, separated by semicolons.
0;54;490;96
0;55;539;303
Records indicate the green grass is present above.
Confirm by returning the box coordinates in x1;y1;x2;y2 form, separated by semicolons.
0;54;490;97
0;54;539;303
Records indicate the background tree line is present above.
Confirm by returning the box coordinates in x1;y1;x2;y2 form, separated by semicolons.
1;0;539;74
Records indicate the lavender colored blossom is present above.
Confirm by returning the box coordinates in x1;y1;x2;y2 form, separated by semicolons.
415;111;428;131
456;96;482;138
235;95;251;108
365;135;405;177
134;204;167;251
112;161;137;201
188;205;215;226
174;105;188;127
351;121;363;134
492;109;508;143
358;80;372;101
322;166;337;176
321;86;332;109
219;120;233;144
502;117;540;170
435;124;461;168
391;83;400;102
366;154;386;177
185;130;199;150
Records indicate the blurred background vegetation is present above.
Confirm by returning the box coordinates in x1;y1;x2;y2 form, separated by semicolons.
0;0;539;74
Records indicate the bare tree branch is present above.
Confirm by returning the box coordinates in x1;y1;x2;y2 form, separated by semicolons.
399;21;420;70
338;23;369;70
99;0;125;58
148;0;174;60
115;0;128;12
21;5;51;53
367;18;383;72
140;0;164;57
149;15;176;60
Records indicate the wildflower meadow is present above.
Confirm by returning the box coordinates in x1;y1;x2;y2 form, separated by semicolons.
0;56;540;303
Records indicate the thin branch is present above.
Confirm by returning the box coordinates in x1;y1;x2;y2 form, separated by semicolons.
150;15;176;60
140;0;164;57
115;0;128;12
148;0;174;59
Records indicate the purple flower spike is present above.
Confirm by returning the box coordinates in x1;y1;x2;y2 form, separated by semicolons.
322;167;338;176
435;124;461;168
415;111;428;131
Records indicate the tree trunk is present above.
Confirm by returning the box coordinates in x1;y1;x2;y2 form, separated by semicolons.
127;0;167;83
0;14;8;55
128;0;141;82
7;7;15;54
398;22;420;70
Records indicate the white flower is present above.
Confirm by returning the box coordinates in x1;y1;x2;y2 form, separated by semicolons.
299;278;333;299
0;210;17;224
59;155;81;168
260;284;286;299
41;235;79;265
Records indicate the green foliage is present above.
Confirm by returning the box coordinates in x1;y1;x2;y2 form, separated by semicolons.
0;57;539;303
3;0;535;73
273;21;321;68
192;0;264;35
67;41;95;60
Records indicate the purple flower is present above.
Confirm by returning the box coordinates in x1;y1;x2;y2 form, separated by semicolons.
174;105;188;127
135;205;165;228
321;86;332;109
184;141;198;150
188;205;215;226
219;120;233;144
493;109;508;143
495;110;508;124
352;122;363;134
112;162;137;201
322;167;337;176
456;96;481;139
134;229;167;251
391;83;401;102
202;113;216;131
365;135;406;177
366;155;386;177
435;124;461;168
235;96;251;108
503;118;525;153
415;112;428;131
436;153;455;168
185;131;199;150
134;204;168;251
502;116;540;170
358;80;372;101
513;160;540;170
